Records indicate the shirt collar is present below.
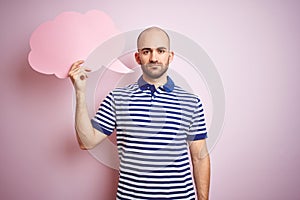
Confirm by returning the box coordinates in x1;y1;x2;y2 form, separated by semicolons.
137;76;175;93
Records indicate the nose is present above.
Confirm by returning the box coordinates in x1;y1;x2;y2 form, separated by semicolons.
150;51;158;62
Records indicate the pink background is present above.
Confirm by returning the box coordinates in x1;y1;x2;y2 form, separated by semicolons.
1;0;299;199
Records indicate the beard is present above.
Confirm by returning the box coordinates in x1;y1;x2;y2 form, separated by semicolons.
141;58;170;79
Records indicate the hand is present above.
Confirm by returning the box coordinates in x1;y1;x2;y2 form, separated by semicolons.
68;60;91;93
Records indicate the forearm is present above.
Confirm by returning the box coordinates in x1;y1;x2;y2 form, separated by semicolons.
193;154;210;200
75;91;97;149
68;60;105;149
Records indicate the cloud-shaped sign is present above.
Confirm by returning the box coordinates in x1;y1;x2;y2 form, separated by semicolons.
28;10;119;78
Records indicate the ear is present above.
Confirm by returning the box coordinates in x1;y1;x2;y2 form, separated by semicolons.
168;51;174;63
134;52;141;65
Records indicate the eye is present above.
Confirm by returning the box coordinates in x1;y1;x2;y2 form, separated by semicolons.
157;49;166;54
142;50;149;55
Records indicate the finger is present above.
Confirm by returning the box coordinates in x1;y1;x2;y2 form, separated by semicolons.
75;68;88;80
80;75;87;80
73;60;84;66
74;67;91;77
68;67;81;77
70;60;85;71
69;63;90;80
84;68;92;73
69;62;87;76
79;71;88;80
80;68;89;80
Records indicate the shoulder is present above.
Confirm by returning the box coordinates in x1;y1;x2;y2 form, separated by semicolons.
173;85;201;103
110;82;140;96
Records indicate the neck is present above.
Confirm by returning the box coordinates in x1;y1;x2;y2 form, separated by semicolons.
143;74;168;88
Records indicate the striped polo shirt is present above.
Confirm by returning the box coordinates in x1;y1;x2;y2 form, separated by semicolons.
91;76;207;200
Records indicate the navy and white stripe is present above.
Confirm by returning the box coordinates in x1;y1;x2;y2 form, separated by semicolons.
91;76;207;200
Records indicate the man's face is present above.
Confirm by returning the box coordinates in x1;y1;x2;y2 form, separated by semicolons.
135;30;174;80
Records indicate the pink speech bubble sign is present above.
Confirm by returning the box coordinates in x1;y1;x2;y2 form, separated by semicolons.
28;10;120;78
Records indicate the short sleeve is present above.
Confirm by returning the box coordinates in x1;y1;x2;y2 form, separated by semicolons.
91;92;116;135
186;98;208;141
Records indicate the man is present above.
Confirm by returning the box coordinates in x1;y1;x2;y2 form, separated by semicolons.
69;27;210;200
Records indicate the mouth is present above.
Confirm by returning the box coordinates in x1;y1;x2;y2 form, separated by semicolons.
147;63;162;68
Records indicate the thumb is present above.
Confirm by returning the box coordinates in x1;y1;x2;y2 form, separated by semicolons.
84;67;92;72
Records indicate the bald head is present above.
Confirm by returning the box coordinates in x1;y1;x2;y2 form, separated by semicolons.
137;27;170;50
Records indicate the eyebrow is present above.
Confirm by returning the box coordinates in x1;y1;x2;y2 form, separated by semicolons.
139;47;168;51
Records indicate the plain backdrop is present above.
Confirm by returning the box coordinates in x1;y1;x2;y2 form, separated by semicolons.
1;0;299;199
